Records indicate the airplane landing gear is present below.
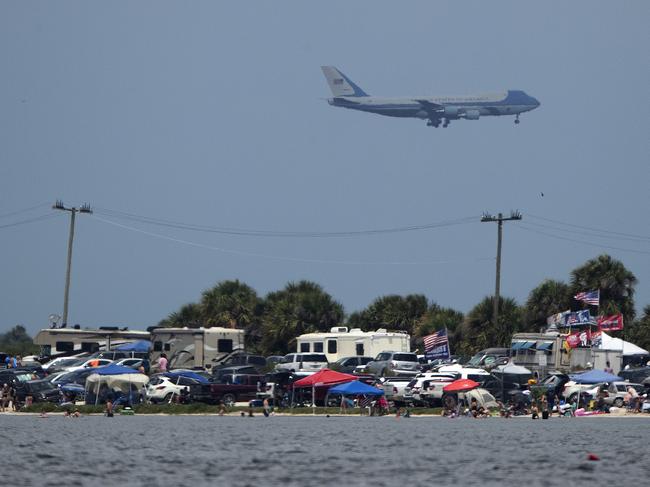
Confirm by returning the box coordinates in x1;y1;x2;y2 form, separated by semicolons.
514;114;520;124
427;119;440;128
442;118;450;128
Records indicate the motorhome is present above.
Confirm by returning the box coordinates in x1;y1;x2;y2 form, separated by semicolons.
34;327;151;358
510;332;577;375
149;327;245;370
295;327;410;363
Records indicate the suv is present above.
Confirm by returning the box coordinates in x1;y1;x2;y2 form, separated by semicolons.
332;356;374;373
212;353;267;372
275;353;328;373
380;377;414;407
466;348;510;370
365;352;420;376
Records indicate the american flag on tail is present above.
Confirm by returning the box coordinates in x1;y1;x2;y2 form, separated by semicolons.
424;329;450;360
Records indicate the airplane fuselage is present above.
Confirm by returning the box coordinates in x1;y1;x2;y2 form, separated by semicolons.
328;90;540;121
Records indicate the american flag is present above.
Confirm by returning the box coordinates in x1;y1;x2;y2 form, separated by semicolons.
574;290;600;306
423;329;448;352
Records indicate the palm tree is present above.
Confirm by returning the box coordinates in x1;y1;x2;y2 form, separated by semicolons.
259;281;344;355
199;280;261;329
159;302;202;328
626;305;650;352
458;296;522;355
570;254;637;321
524;279;571;330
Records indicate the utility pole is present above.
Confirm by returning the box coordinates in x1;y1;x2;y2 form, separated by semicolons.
481;210;522;328
53;200;92;326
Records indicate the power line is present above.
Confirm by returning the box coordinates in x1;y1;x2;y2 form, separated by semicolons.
93;215;494;266
524;220;650;243
0;212;61;229
527;213;650;241
94;207;478;238
0;202;50;219
515;224;650;255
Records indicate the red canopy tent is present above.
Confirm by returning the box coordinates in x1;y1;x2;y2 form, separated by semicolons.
292;369;357;388
443;378;479;393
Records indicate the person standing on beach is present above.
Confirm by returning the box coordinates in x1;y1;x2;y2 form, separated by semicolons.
604;361;614;374
0;383;8;412
157;353;168;373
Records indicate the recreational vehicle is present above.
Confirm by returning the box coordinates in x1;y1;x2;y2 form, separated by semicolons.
295;327;410;363
34;327;151;358
149;327;245;370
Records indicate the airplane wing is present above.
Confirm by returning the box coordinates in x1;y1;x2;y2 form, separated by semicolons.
415;99;444;113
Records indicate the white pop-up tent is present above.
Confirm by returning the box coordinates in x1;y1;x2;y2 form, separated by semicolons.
600;332;649;356
85;364;149;405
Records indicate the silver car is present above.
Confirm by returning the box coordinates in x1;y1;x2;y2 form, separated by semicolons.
365;351;420;376
603;382;644;408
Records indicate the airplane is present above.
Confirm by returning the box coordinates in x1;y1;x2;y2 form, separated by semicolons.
321;66;540;128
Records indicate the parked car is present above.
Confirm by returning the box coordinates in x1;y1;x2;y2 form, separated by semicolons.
0;369;41;406
332;356;374;374
42;357;84;373
114;358;144;369
619;366;650;384
481;375;528;404
363;352;420;376
61;358;114;373
603;382;645;408
380;377;414;406
466;348;510;370
191;374;265;406
49;368;95;387
212;353;267;372
404;372;457;406
275;353;328;373
20;379;61;404
539;372;571;397
212;366;261;382
145;374;203;403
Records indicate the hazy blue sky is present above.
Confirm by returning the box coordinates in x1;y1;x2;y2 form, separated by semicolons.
2;1;648;337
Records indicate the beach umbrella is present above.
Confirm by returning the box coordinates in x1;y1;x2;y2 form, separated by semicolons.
443;378;480;393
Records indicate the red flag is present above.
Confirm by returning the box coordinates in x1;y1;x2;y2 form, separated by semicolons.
597;314;624;331
565;329;591;349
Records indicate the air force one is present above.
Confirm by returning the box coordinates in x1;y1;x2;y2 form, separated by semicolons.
321;66;540;128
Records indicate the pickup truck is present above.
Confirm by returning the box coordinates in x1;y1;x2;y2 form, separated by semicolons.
190;374;265;406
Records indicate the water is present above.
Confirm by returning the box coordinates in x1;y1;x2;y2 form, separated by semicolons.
0;414;647;486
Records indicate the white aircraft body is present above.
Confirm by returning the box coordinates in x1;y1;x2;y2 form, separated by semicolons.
321;66;540;127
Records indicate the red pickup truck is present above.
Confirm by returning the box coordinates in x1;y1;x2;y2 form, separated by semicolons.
190;374;265;406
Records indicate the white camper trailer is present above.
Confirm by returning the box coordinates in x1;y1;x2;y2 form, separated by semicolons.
295;327;410;362
150;327;245;370
34;327;151;358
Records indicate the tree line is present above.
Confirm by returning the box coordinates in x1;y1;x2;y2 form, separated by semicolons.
158;254;650;357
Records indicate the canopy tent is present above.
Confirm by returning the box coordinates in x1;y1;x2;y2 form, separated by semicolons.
329;380;384;396
85;365;149;405
492;362;533;376
164;370;209;384
292;369;356;388
443;379;479;393
599;332;648;356
569;369;622;384
114;340;151;353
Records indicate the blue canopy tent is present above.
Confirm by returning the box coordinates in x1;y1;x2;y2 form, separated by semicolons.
114;340;151;353
329;380;384;396
86;364;149;405
569;370;622;384
328;381;384;413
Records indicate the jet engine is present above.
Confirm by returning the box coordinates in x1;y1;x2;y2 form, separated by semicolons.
443;106;460;117
463;109;480;120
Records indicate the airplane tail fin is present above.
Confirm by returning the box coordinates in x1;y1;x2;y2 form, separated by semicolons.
321;66;369;97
